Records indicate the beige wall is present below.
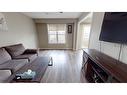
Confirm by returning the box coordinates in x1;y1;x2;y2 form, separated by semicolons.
35;19;76;49
89;12;127;64
35;19;77;24
0;12;38;48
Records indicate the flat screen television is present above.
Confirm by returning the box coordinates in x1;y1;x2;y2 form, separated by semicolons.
99;12;127;43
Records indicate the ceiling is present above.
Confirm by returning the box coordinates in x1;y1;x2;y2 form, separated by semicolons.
81;13;93;24
81;17;92;23
22;12;83;19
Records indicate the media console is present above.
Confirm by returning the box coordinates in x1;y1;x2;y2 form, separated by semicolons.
82;49;127;83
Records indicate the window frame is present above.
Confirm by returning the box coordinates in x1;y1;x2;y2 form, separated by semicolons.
48;24;66;44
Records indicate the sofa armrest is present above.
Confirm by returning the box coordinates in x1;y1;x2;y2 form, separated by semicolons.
24;49;39;55
0;68;13;74
0;70;12;82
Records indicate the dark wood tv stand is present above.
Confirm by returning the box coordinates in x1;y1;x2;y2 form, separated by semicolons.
82;49;127;83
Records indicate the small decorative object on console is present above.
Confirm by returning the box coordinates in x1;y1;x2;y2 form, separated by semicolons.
48;57;53;66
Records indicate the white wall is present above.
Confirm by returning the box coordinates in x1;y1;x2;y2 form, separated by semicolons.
0;12;38;48
89;12;104;50
89;12;127;64
35;19;77;49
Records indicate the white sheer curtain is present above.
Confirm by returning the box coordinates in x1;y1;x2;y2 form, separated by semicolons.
80;24;91;48
48;24;66;44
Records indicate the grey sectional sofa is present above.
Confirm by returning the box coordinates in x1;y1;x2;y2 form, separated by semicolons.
0;44;38;82
4;44;38;62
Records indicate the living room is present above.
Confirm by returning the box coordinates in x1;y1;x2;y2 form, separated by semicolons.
1;12;127;83
0;12;89;83
1;0;127;94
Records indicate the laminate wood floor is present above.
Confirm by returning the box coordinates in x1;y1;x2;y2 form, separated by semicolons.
39;50;87;83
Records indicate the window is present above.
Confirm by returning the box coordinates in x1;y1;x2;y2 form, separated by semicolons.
48;24;66;44
83;24;90;40
82;24;91;48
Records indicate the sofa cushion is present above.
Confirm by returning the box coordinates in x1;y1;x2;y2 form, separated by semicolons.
14;54;37;62
0;59;28;73
0;70;11;82
5;44;25;57
0;48;11;64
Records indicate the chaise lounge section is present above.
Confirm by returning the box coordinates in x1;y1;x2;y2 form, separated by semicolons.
0;44;39;82
0;48;28;73
0;48;28;82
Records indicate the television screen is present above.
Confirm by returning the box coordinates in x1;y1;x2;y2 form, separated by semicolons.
99;12;127;43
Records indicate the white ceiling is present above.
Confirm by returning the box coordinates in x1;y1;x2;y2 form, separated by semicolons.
81;13;93;24
81;17;92;23
22;12;83;19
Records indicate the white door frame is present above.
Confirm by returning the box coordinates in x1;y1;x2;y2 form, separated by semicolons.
75;12;93;50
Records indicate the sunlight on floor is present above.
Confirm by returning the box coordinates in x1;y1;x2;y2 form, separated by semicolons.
39;50;87;83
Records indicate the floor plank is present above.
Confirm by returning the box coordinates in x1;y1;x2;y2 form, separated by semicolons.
39;50;87;83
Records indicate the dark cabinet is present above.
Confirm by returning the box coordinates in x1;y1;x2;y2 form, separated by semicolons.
82;49;127;83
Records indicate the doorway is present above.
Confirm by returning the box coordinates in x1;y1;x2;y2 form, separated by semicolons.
79;13;93;49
